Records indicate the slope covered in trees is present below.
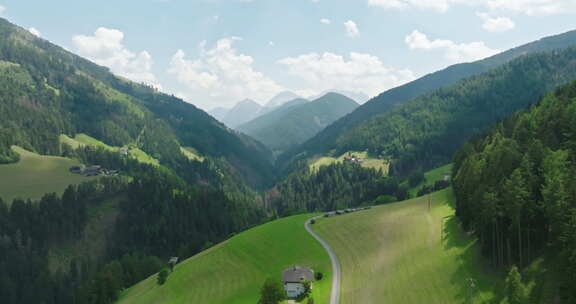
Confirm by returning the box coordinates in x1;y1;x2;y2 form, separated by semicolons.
0;17;275;304
0;17;273;189
0;146;268;304
452;80;576;302
333;46;576;176
280;29;576;168
270;161;407;215
237;93;357;154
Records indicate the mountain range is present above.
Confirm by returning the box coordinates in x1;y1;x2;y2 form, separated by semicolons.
237;93;358;154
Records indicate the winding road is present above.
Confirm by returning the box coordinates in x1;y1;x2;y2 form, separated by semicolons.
305;217;340;304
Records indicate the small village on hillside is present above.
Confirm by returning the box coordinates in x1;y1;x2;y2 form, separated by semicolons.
69;165;119;177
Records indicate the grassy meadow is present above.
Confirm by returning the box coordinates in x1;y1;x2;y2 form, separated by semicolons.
118;214;332;304
314;189;499;304
309;151;389;174
59;134;160;166
408;163;453;196
0;146;95;204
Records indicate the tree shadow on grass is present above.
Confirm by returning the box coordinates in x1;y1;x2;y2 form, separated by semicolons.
442;216;506;304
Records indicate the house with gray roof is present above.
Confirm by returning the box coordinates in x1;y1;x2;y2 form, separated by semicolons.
282;265;314;298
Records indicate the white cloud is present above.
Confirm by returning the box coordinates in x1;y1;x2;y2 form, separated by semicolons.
278;52;415;98
477;12;515;32
368;0;453;12
368;0;576;15
486;0;576;16
73;27;160;88
268;41;275;46
405;30;500;63
320;18;331;25
168;37;284;107
344;20;359;38
28;27;41;37
0;5;5;15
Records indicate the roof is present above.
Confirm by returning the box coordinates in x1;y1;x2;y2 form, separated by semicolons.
282;265;314;283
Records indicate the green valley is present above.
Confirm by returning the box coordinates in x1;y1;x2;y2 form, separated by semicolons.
1;6;576;304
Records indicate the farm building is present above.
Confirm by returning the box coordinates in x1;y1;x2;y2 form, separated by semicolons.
69;165;84;174
282;265;314;298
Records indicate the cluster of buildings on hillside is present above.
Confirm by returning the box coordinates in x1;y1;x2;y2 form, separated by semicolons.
69;165;118;177
343;153;364;165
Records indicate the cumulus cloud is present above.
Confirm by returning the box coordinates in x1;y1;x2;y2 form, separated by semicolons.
320;18;331;24
477;12;515;32
28;27;41;37
344;20;359;37
73;27;160;88
278;52;415;98
168;37;284;108
405;30;500;63
369;0;576;15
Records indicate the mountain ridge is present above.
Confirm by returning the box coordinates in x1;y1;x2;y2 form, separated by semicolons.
279;29;576;168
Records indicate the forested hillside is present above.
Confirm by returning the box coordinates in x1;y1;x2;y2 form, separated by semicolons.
0;17;273;304
280;29;576;168
334;46;576;176
452;80;576;302
0;18;273;189
270;161;407;216
0;145;267;304
238;93;357;154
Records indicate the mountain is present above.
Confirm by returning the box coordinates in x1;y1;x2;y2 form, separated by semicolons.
218;99;263;128
452;80;576;301
208;106;229;121
237;93;358;154
313;89;371;104
280;29;576;167
0;17;273;188
265;91;301;108
335;46;576;175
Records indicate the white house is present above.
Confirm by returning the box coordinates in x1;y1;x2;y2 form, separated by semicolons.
282;265;314;298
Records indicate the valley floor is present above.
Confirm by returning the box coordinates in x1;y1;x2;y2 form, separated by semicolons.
313;189;500;304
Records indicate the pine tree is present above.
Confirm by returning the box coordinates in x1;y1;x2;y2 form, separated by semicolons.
157;269;169;286
505;266;528;304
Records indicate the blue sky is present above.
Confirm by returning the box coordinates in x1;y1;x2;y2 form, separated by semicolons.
2;0;576;109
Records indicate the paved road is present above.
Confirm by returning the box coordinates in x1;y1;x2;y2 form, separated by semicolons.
305;217;340;304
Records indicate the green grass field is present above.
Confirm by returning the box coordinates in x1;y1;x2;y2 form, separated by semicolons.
118;214;332;304
180;146;204;162
314;189;499;304
59;134;159;166
408;163;453;197
0;146;96;204
309;151;389;174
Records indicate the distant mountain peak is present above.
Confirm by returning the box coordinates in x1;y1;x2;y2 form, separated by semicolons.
266;91;301;108
314;90;370;104
236;98;260;107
